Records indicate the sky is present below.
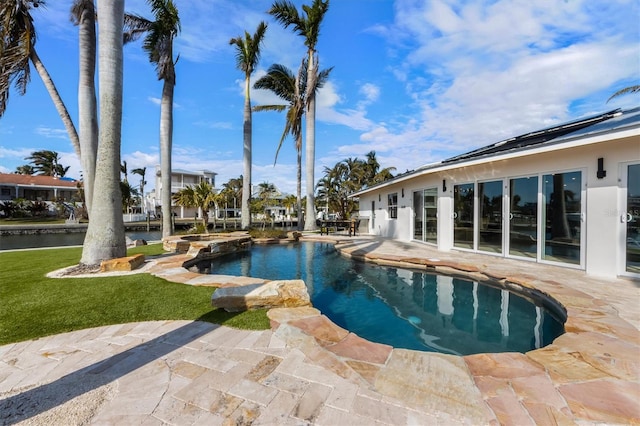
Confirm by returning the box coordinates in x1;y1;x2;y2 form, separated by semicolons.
0;0;638;196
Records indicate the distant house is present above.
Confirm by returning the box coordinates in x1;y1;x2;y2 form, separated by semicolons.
352;107;640;279
251;184;293;221
0;173;79;202
150;167;217;219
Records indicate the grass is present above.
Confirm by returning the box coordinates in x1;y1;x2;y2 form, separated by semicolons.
0;217;75;225
0;244;270;345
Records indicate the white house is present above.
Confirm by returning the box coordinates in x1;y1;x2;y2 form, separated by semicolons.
151;167;217;219
352;107;640;280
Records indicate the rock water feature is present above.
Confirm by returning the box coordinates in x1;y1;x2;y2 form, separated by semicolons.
162;233;312;312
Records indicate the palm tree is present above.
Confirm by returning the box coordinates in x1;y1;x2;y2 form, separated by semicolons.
363;151;395;186
15;164;35;175
608;85;640;102
269;0;330;231
172;181;217;232
229;21;268;231
120;180;140;213
282;193;297;225
120;160;128;183
132;166;147;212
25;150;69;177
253;59;331;230
125;0;180;238
0;0;80;157
256;181;277;228
221;176;243;224
80;0;126;266
71;0;98;216
316;153;393;220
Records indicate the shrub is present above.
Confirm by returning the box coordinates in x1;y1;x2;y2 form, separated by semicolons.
248;228;288;239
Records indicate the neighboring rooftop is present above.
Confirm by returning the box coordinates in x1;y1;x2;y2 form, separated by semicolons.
0;173;78;188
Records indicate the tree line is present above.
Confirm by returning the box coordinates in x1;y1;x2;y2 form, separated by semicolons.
1;0;334;267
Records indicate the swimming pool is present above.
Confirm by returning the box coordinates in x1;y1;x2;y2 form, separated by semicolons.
191;241;564;355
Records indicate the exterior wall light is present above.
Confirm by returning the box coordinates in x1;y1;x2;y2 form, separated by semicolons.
597;157;606;179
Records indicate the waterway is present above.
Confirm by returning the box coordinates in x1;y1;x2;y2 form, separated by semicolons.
0;229;162;251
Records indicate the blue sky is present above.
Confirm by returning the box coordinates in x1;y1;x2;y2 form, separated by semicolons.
1;0;638;195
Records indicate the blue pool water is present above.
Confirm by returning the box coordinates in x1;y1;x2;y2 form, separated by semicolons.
192;242;564;355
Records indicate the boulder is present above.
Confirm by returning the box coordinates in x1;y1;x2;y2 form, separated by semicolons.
211;280;311;312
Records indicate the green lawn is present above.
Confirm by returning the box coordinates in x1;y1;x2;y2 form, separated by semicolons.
0;244;269;345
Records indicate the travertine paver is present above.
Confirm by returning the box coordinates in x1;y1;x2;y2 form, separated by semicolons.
2;235;639;425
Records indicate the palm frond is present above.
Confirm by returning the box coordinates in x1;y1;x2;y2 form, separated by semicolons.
607;85;640;103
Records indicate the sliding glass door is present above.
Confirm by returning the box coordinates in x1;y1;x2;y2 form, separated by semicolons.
413;188;438;244
625;164;640;274
477;180;503;253
508;176;538;258
413;191;423;241
542;171;583;265
454;183;474;249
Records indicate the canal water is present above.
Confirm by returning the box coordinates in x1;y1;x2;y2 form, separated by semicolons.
0;230;162;251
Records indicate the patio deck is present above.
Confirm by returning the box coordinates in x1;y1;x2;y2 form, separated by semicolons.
1;235;638;424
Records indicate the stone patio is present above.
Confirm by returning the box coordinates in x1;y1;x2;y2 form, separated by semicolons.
1;234;638;424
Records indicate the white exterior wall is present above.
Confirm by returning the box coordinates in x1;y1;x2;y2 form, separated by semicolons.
357;131;639;279
153;168;217;219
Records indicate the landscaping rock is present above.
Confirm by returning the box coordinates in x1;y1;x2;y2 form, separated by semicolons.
211;280;311;312
99;254;145;272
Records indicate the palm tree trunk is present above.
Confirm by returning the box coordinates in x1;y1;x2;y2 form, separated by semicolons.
77;1;98;216
81;0;126;266
241;76;252;230
29;49;81;159
304;51;317;231
296;134;303;231
160;80;174;238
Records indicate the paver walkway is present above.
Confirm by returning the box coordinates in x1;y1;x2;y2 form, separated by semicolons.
1;235;639;425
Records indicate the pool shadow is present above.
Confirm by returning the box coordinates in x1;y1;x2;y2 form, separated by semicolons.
0;318;230;424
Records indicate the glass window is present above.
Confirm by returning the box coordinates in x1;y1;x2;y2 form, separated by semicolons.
388;193;398;219
542;171;582;264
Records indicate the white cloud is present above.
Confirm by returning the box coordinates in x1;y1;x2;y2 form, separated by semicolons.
359;83;380;104
35;127;69;140
344;0;640;173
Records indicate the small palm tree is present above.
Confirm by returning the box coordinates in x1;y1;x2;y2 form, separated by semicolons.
229;21;268;230
25;150;69;177
256;181;277;229
172;181;217;233
120;180;140;213
269;0;330;231
15;164;35;175
132;167;147;208
132;166;147;215
120;160;128;183
363;151;395;186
